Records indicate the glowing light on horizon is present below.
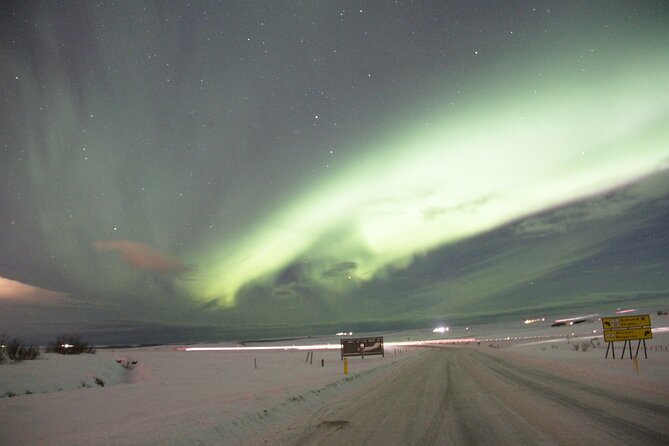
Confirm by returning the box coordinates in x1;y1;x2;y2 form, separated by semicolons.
552;314;598;325
0;276;70;303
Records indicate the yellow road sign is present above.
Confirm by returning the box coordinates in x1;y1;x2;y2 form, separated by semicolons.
603;327;653;342
601;314;651;329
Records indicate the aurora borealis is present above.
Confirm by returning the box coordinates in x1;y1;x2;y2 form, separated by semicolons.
1;1;668;343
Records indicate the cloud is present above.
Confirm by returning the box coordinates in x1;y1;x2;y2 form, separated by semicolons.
514;174;669;237
321;261;358;278
92;240;192;275
0;276;71;305
421;195;496;221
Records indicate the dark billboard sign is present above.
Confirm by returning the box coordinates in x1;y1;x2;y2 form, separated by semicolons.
340;336;384;359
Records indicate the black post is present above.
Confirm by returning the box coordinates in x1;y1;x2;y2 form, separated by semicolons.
643;339;648;359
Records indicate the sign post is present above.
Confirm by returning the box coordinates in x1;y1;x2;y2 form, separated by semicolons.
602;315;652;360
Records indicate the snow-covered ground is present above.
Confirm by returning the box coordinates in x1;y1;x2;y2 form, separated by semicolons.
0;340;422;445
1;325;668;445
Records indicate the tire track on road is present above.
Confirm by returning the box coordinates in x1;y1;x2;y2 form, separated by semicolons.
482;353;669;414
472;351;669;445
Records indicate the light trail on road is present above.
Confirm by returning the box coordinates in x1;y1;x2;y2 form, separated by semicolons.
177;338;478;352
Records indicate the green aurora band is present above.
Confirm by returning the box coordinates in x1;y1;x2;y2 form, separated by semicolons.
186;47;669;306
2;2;668;341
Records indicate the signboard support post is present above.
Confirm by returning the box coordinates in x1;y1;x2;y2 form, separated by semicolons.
635;339;648;359
643;339;648;359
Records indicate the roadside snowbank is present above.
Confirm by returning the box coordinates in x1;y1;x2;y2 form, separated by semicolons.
0;343;421;445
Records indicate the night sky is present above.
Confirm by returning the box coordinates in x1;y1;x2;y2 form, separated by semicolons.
1;1;668;343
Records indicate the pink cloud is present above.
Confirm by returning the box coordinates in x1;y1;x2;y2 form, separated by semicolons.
92;240;192;275
0;276;71;304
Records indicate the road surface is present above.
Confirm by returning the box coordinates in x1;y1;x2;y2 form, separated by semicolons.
279;348;669;445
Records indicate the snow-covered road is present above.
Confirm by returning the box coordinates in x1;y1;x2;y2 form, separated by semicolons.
277;348;669;445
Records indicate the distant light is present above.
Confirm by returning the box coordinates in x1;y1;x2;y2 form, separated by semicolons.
61;344;73;348
552;314;597;326
335;332;353;336
524;317;546;324
433;326;449;333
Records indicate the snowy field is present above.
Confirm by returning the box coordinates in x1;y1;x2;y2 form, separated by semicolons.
0;339;424;445
1;321;669;445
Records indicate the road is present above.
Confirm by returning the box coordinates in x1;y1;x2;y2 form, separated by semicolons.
280;348;669;445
